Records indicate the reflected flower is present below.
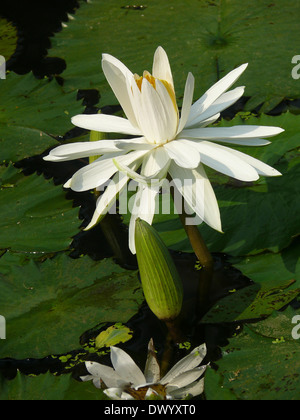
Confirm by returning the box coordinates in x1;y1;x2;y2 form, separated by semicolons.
44;47;283;253
81;339;208;400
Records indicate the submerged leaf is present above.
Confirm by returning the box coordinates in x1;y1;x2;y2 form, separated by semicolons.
95;324;133;349
0;253;143;359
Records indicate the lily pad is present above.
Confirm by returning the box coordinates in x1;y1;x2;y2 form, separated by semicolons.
0;371;108;400
202;279;300;324
202;240;300;323
0;72;83;163
0;164;80;253
50;0;300;111
0;252;143;359
206;322;300;400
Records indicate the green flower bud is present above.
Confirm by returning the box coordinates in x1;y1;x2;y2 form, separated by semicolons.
135;218;183;321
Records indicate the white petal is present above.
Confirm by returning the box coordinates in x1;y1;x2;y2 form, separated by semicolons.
71;114;142;136
104;388;133;400
141;146;170;177
185;86;245;128
144;339;161;384
211;137;271;146
161;344;207;385
102;53;139;128
110;346;146;387
138;184;159;221
113;163;160;186
44;140;122;162
69;150;147;192
152;46;174;88
84;169;135;231
177;72;195;134
155;79;179;141
114;147;171;187
185;140;259;182
140;78;169;143
180;125;284;140
168;163;222;232
167;377;205;399
166;366;206;389
115;137;155;151
187;63;248;123
223;148;282;177
128;188;142;255
84;361;128;388
163;139;200;169
196;113;221;128
120;391;135;400
128;183;159;254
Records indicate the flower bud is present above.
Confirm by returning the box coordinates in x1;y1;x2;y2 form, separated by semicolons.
135;218;183;321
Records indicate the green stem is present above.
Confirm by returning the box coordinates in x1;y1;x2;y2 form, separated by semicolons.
167;176;214;271
178;211;214;271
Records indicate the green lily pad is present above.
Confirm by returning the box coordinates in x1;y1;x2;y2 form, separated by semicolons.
0;18;18;61
207;321;300;400
204;368;239;401
202;279;300;323
0;72;83;163
0;252;143;359
0;371;108;400
51;0;300;111
0;164;80;253
202;240;300;323
232;239;300;287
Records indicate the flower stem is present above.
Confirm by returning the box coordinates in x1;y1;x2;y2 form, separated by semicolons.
167;176;214;272
178;212;214;271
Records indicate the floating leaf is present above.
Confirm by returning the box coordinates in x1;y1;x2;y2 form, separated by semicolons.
202;241;300;323
202;279;300;323
0;165;80;253
0;252;143;359
207;322;300;400
0;72;83;163
0;371;108;400
51;0;300;111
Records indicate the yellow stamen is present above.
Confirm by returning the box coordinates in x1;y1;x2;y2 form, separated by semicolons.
134;71;178;114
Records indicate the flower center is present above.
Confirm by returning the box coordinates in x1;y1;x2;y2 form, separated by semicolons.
134;70;178;115
125;383;167;400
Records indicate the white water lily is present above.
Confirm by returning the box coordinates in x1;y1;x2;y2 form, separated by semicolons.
81;340;208;400
44;46;283;254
